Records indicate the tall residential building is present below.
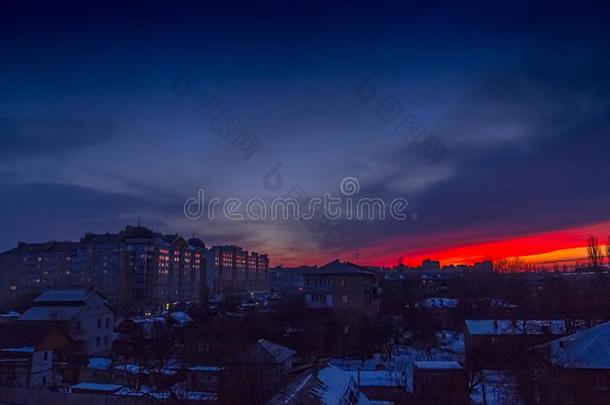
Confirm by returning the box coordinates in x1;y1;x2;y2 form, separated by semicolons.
0;225;270;312
0;241;79;306
0;226;207;313
206;246;270;298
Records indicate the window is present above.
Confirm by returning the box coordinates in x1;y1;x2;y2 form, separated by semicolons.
76;321;81;331
96;337;101;346
43;352;48;361
312;294;326;304
105;318;110;328
97;318;101;328
595;374;607;390
342;295;348;303
104;336;109;345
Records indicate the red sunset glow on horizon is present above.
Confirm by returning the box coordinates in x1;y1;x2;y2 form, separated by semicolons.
270;221;610;269
364;221;610;268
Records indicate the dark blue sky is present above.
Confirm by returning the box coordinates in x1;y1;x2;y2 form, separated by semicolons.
1;0;610;265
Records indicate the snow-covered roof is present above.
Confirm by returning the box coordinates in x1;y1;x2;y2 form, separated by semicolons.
0;346;35;353
243;339;296;365
114;363;143;375
0;311;20;318
268;373;313;405
190;365;222;372
34;290;92;303
259;339;296;363
540;321;610;369
312;366;358;404
88;357;112;370
169;311;192;326
18;305;82;321
415;297;460;309
344;370;402;387
72;382;123;392
114;362;178;375
465;320;567;336
413;361;463;370
114;384;217;401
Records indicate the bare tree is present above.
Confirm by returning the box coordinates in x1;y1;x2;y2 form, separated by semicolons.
606;236;610;268
494;257;526;273
586;236;603;270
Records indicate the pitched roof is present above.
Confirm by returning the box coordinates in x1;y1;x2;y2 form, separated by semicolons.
34;290;93;303
310;366;370;404
242;339;296;365
539;321;610;369
415;297;460;309
303;260;377;276
18;305;83;321
0;322;72;350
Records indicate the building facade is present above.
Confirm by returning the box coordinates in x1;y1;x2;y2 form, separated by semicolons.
17;290;115;355
0;241;79;306
206;246;269;298
303;260;381;319
0;226;270;313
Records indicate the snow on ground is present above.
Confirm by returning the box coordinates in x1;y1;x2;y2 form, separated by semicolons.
330;330;465;392
470;370;523;405
87;357;112;369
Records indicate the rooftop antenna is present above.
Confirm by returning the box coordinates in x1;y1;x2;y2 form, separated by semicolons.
137;217;141;227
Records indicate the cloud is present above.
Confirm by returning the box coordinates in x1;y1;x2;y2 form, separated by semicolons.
0;116;115;158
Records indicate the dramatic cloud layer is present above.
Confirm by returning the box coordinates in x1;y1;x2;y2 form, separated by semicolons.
1;0;609;266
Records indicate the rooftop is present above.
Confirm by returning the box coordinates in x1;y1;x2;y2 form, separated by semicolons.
18;305;83;321
0;322;72;350
242;339;296;365
72;382;123;392
538;321;610;369
34;290;93;303
415;297;460;309
303;260;378;276
413;361;463;370
465;320;568;336
311;366;370;404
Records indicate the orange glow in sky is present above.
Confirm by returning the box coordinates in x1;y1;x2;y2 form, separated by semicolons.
367;221;610;268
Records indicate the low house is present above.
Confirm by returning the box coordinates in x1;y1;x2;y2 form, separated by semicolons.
0;323;72;388
71;382;123;395
268;365;371;404
241;339;296;376
413;361;468;405
414;297;460;329
464;319;570;369
185;365;223;392
17;290;115;355
225;339;296;401
79;357;113;383
310;365;370;404
534;321;610;405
